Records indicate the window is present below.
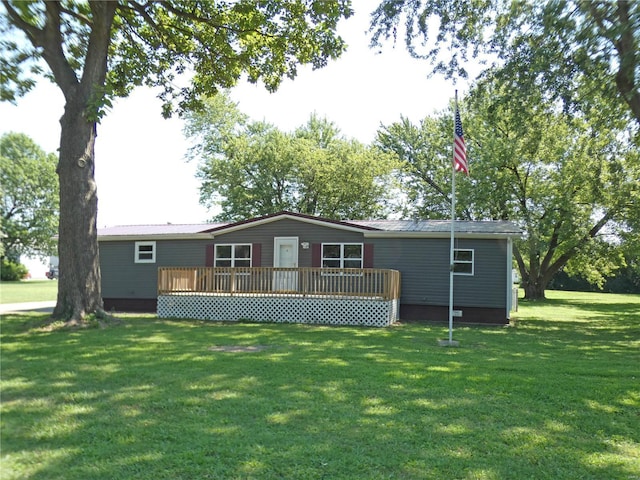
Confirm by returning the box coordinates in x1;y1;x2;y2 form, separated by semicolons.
453;249;474;275
215;244;252;267
135;241;156;263
321;243;363;269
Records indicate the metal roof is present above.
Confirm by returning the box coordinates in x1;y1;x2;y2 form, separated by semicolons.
98;213;521;239
351;219;522;235
98;223;223;237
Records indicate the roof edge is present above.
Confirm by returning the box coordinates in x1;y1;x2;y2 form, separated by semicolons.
99;233;216;242
364;231;522;239
203;211;380;236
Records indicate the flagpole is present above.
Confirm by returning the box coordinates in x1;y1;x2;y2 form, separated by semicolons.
443;90;466;347
448;90;457;344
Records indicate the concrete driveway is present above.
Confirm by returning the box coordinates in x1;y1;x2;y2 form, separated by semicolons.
0;301;56;314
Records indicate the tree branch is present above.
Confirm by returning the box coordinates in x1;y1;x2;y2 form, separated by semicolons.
124;1;162;35
122;1;238;58
513;245;528;284
1;0;43;44
159;1;279;39
612;0;640;124
543;209;615;281
413;165;450;204
59;5;93;26
158;2;235;31
79;1;116;97
539;219;562;274
587;0;640;124
40;2;79;95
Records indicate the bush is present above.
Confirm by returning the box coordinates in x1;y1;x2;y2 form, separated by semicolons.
1;258;29;281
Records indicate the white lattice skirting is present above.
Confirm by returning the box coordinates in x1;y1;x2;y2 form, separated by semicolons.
157;294;399;327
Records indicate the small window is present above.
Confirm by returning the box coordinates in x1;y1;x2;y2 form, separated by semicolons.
322;243;363;269
135;241;156;263
215;244;252;267
453;249;474;275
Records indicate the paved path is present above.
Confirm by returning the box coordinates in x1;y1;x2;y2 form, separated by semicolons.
0;301;56;314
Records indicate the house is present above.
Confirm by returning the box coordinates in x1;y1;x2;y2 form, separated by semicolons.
98;211;521;326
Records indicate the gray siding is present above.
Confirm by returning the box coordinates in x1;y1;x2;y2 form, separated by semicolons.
371;237;508;308
100;218;509;312
100;239;211;298
100;219;366;298
213;218;365;267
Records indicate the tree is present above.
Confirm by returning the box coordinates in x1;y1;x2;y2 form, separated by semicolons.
1;1;351;322
376;115;454;220
469;81;638;299
185;94;400;221
369;0;640;128
376;87;639;299
294;116;400;219
0;132;59;262
371;1;639;299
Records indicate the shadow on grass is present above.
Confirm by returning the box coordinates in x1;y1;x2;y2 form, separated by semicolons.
1;302;639;479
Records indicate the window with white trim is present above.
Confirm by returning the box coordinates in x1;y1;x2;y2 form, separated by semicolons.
215;244;252;267
453;249;474;275
322;243;363;268
135;241;156;263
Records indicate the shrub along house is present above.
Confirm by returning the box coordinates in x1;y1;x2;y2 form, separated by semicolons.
98;211;521;326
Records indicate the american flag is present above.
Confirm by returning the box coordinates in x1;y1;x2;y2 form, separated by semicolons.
454;105;468;174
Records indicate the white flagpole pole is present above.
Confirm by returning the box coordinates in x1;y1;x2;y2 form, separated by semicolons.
448;90;458;344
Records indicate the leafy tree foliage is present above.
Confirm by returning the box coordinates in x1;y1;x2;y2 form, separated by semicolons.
376;86;639;299
372;1;639;298
0;0;351;321
0;132;58;262
0;258;28;281
185;94;400;221
468;83;638;299
369;0;640;127
376;115;454;220
550;232;640;294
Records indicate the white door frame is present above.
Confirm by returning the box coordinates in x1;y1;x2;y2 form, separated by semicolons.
273;237;299;291
274;237;299;268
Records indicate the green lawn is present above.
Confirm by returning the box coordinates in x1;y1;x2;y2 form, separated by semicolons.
0;280;58;304
1;290;638;479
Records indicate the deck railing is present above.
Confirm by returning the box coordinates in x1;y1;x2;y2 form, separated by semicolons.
158;267;401;301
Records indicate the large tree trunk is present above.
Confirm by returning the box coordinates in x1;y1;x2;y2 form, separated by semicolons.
52;97;103;322
4;1;117;323
522;278;547;300
33;1;117;323
515;245;550;301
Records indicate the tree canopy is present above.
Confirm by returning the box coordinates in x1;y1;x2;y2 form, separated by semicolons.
376;82;639;299
0;132;59;261
376;115;453;220
369;0;640;128
185;93;400;221
1;0;352;322
2;1;352;117
371;0;639;298
468;84;638;299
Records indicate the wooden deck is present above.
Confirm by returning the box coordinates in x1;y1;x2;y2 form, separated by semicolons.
157;267;401;326
158;267;401;300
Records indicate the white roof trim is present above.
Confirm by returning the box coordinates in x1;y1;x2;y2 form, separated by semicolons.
363;231;521;240
99;233;216;242
207;213;371;236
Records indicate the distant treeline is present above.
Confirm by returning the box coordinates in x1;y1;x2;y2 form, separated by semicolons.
550;267;640;294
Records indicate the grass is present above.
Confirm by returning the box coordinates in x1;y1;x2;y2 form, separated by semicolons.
0;280;58;304
1;290;638;479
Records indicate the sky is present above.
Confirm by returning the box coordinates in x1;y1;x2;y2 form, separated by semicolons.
0;1;474;229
